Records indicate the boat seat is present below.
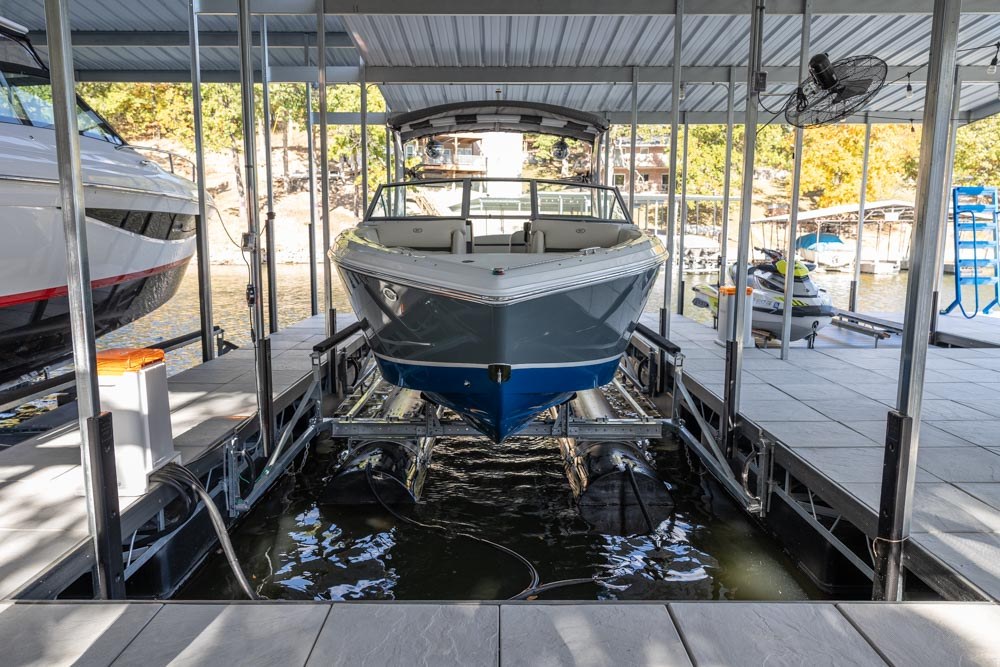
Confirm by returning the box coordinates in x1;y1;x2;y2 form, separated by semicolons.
366;220;467;254
529;220;642;253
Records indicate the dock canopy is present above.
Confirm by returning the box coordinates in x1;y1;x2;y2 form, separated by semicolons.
388;101;609;143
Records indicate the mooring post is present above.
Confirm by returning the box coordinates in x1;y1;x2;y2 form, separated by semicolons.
237;0;276;457
676;115;689;316
317;4;334;336
661;0;683;337
849;115;872;313
260;15;279;334
188;0;215;362
304;41;319;317
719;67;736;287
780;0;811;359
724;0;765;457
873;0;960;602
44;0;125;599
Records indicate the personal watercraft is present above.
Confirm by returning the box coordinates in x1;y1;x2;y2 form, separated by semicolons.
692;247;834;341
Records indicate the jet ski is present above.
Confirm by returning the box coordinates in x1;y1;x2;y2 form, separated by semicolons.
692;247;834;341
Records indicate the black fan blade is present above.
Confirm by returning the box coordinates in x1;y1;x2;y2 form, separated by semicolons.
834;78;874;103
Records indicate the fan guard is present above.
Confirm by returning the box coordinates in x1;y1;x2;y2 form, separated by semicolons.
783;54;888;128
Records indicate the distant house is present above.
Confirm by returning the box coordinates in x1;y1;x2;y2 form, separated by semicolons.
407;135;488;179
611;138;671;193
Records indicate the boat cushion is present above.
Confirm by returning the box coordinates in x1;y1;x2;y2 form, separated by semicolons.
367;220;467;253
529;220;638;252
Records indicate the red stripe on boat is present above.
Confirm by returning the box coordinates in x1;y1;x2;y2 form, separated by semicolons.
0;257;192;308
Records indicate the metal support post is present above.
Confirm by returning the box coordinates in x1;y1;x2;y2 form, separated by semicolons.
628;67;638;216
317;4;334;335
360;57;369;212
385;124;392;183
44;0;125;599
931;66;962;337
873;0;961;602
662;0;683;336
780;1;810;359
849;115;872;313
304;43;318;317
593;133;602;183
719;67;736;286
238;0;276;456
604;127;612;187
724;0;765;456
393;133;404;181
261;16;279;333
677;116;689;315
188;0;215;362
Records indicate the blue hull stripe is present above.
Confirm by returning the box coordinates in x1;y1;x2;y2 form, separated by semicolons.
376;356;621;442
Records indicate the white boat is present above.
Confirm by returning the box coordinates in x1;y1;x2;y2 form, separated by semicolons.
0;19;205;384
332;102;667;441
795;232;853;271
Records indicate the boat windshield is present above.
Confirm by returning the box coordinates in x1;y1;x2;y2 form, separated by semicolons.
368;178;629;226
0;63;124;145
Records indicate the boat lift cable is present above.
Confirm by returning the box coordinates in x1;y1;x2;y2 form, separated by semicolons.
365;467;540;596
150;462;260;600
625;464;657;534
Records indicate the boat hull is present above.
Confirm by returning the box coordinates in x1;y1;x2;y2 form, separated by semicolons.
339;265;659;441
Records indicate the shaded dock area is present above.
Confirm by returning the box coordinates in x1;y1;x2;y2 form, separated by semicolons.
0;600;997;666
0;314;354;599
646;312;1000;600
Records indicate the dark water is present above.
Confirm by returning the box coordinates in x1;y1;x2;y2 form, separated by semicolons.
179;429;822;601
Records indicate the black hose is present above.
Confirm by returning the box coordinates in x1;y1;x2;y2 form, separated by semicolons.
625;464;656;534
510;577;610;600
152;463;260;600
365;467;540;596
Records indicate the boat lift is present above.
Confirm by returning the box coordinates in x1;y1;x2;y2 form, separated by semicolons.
220;316;766;520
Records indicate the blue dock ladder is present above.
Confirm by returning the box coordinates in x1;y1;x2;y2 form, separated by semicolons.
941;185;1000;318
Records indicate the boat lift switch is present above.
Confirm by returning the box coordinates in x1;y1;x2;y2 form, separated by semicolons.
96;348;177;496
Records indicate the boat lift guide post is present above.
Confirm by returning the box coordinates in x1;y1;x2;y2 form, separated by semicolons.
849;115;872;313
725;0;766;457
661;0;683;338
360;57;368;212
261;16;279;334
930;66;963;337
304;41;319;317
317;4;334;336
719;67;736;287
780;0;811;360
628;68;638;218
676;116;688;316
44;0;125;599
873;0;961;602
187;0;215;363
237;0;276;457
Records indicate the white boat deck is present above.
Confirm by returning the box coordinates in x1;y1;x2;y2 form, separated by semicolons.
645;312;1000;600
0;600;997;666
0;314;345;599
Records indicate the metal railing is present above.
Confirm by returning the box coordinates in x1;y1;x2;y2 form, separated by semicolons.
116;144;197;181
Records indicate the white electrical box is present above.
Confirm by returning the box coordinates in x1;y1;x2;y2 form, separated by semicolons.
97;349;176;497
716;286;754;348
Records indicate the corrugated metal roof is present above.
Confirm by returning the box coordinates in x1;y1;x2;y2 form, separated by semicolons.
1;1;997;118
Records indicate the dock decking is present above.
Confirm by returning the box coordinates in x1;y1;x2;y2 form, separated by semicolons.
0;314;347;599
0;600;997;666
648;312;1000;600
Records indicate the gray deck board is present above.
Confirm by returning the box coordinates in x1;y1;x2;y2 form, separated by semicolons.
311;603;498;667
668;602;886;666
838;602;1000;667
0;314;351;599
642;312;1000;601
0;602;161;667
112;603;329;667
500;604;689;667
1;601;994;666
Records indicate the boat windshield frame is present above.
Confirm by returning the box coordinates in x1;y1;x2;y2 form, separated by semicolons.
0;60;125;146
364;177;631;225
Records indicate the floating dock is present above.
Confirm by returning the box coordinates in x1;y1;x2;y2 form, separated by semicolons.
0;600;998;666
0;314;354;599
646;312;1000;600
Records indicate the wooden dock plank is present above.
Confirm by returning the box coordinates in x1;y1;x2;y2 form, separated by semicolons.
668;602;887;666
838;602;1000;667
310;603;498;667
500;604;689;667
0;602;161;667
112;603;328;667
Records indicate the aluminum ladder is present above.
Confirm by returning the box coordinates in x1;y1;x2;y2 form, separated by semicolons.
941;185;1000;318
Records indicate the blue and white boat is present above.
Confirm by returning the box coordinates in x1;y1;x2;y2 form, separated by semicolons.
795;232;852;271
332;175;665;441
